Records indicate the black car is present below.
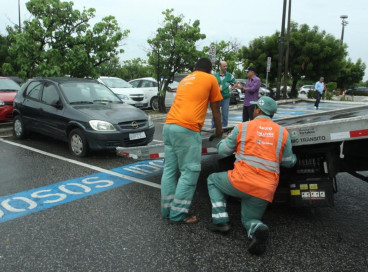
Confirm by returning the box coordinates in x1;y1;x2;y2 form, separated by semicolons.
345;87;368;95
13;77;155;157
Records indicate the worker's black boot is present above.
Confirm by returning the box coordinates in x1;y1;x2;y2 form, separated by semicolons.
248;225;269;255
208;222;231;233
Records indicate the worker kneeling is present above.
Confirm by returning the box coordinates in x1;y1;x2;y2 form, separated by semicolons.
207;96;297;255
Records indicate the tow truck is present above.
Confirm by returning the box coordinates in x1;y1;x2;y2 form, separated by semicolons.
116;103;368;208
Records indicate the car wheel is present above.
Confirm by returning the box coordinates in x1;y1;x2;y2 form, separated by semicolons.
301;91;306;95
151;96;159;111
69;128;89;157
13;115;27;139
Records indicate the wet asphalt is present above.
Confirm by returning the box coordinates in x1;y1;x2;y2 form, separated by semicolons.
0;100;367;272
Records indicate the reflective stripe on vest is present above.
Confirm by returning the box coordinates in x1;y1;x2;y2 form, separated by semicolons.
237;121;285;174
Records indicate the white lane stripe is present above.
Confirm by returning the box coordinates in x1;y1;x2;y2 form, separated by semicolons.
0;138;161;189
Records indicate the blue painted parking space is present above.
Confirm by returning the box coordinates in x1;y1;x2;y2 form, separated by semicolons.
0;159;163;223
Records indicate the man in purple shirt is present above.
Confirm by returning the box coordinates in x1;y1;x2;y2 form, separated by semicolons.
241;66;261;121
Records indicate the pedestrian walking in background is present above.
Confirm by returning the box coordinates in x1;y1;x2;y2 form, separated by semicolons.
211;61;239;128
207;96;296;255
314;77;325;109
242;66;261;121
161;58;223;224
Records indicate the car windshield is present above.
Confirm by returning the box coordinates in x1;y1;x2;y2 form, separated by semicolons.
60;82;122;104
100;78;133;88
0;78;21;92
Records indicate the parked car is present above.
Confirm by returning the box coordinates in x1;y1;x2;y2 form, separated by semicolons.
345;87;368;95
299;85;314;95
234;79;246;101
129;77;177;110
13;77;155;157
272;86;292;97
98;76;148;108
0;77;21;121
235;79;273;100
230;89;240;104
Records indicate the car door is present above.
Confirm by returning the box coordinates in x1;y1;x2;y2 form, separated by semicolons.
140;80;159;106
38;82;67;140
21;81;44;131
165;81;178;107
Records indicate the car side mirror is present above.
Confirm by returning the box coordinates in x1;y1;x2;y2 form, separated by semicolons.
52;99;63;109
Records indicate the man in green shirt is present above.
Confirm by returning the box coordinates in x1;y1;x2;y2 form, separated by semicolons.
211;61;239;128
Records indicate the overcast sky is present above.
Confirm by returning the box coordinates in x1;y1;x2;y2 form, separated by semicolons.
1;0;367;80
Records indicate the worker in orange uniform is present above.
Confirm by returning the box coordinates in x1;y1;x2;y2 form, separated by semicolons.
161;58;223;224
207;96;296;255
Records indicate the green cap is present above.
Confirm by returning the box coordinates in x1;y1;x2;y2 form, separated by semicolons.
250;96;277;116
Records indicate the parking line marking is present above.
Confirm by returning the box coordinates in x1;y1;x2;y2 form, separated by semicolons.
0;138;161;189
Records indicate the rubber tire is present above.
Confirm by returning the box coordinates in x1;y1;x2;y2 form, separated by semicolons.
13;115;27;139
150;96;159;111
68;128;89;157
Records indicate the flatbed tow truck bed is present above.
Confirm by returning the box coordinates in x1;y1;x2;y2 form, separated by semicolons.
117;103;368;207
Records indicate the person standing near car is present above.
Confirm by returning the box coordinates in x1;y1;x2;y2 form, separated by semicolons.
241;66;261;121
314;77;324;109
161;58;223;224
206;96;296;255
211;61;239;128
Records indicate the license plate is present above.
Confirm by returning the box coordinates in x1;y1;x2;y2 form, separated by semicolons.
129;131;146;140
135;102;143;107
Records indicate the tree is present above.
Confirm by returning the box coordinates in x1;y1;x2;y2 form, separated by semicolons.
0;34;10;75
336;58;366;92
201;40;242;74
120;58;154;81
147;9;206;112
2;0;129;79
240;22;348;98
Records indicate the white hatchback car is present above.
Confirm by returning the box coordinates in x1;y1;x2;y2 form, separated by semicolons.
129;77;178;110
98;76;148;108
299;85;314;95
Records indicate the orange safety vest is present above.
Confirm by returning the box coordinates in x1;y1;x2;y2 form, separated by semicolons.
228;118;289;202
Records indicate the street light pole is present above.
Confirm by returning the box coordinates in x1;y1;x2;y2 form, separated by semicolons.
340;15;348;45
18;0;21;31
283;0;291;99
276;0;287;100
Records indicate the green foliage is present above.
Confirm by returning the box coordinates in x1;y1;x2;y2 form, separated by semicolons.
336;58;366;90
327;82;337;92
0;34;10;75
121;58;154;81
3;0;128;79
240;22;347;99
325;91;333;100
307;90;316;99
356;80;368;87
147;9;206;112
96;57;153;81
201;40;241;74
